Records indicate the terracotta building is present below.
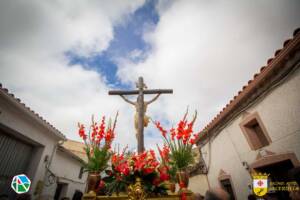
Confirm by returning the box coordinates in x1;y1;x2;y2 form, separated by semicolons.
194;28;300;199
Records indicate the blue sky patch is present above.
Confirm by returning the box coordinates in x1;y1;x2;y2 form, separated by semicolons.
66;0;159;89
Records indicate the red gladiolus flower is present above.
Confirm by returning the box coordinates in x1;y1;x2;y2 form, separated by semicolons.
163;145;170;159
77;114;118;175
176;120;187;139
189;138;195;145
158;144;170;164
121;164;130;176
170;128;176;141
188;132;200;145
104;129;115;145
159;172;169;181
158;166;170;181
143;167;155;175
91;122;98;142
97;116;105;143
115;160;130;176
155;121;167;138
181;193;187;200
112;152;126;175
78;123;87;140
98;180;105;189
179;181;185;189
152;177;161;186
111;155;116;163
134;158;146;171
131;151;159;174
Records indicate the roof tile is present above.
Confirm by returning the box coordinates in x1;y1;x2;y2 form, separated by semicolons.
260;66;266;72
293;28;300;36
283;39;292;47
0;84;65;139
267;58;274;64
274;49;282;56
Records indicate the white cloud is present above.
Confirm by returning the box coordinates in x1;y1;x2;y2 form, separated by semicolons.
0;0;145;57
1;0;300;152
117;0;300;134
0;0;145;148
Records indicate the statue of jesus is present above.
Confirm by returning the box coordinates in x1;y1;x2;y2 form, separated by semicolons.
120;93;161;137
109;77;172;153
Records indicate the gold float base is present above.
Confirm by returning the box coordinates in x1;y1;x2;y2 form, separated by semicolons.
82;192;194;200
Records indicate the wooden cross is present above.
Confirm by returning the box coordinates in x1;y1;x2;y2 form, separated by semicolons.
108;77;173;153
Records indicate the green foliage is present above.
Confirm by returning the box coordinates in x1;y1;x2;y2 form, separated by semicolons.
169;141;194;170
102;167;168;196
83;146;112;172
144;182;168;196
155;110;198;171
103;171;128;196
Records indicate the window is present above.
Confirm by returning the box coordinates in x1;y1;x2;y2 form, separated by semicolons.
218;170;236;200
78;167;84;179
220;179;236;200
240;112;271;150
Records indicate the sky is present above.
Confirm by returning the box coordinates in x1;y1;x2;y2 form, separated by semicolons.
0;0;299;151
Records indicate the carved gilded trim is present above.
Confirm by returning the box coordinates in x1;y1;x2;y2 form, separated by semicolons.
82;192;194;200
127;178;147;200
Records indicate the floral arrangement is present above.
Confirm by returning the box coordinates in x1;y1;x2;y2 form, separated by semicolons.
102;148;169;196
154;110;199;170
157;144;177;182
77;113;118;173
76;109;199;198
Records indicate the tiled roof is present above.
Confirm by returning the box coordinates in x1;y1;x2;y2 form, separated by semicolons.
196;28;300;144
0;84;66;140
57;145;86;163
63;139;87;162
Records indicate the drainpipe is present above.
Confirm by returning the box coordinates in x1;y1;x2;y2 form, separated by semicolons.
37;139;66;199
206;134;212;189
198;132;212;190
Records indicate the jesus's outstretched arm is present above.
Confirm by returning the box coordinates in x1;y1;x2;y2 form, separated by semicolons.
146;93;161;105
120;95;135;105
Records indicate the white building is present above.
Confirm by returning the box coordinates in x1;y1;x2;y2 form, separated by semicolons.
194;29;300;199
49;145;87;199
0;85;87;199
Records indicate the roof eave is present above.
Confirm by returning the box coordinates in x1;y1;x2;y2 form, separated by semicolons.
0;86;66;141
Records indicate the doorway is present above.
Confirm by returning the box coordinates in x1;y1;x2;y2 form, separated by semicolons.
0;131;33;199
255;159;296;200
54;183;68;200
220;178;236;200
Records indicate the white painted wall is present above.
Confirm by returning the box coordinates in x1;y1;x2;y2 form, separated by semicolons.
196;66;300;199
189;174;209;195
0;92;64;199
51;148;87;199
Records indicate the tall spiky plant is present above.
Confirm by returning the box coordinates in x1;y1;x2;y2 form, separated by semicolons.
153;109;199;170
77;112;118;172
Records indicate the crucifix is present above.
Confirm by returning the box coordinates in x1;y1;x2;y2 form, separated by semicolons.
109;77;173;153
